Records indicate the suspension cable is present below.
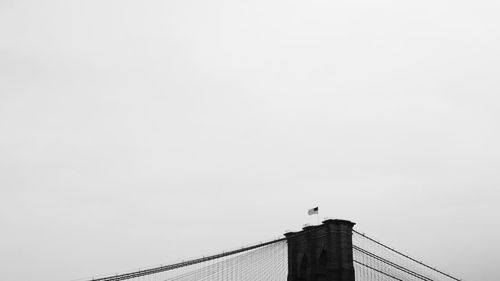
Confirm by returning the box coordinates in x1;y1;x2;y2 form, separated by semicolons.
354;245;435;281
87;237;287;281
353;230;461;281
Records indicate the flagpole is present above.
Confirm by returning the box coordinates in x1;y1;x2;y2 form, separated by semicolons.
308;207;320;225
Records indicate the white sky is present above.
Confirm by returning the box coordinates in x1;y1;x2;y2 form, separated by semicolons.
1;1;499;281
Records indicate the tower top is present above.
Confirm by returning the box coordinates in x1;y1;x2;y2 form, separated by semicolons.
284;219;355;237
284;218;356;281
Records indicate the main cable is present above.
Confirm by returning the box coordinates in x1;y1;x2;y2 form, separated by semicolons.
353;230;460;281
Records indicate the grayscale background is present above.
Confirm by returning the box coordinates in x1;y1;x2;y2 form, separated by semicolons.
1;1;499;281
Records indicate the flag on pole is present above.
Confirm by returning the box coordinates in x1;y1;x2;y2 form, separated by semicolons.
308;207;319;215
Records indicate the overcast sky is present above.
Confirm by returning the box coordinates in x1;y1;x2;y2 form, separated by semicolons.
1;1;499;281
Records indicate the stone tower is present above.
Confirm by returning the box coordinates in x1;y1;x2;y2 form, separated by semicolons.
284;219;356;281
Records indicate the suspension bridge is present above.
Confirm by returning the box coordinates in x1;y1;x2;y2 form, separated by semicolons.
83;219;461;281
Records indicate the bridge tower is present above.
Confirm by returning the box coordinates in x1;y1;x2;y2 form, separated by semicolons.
284;219;356;281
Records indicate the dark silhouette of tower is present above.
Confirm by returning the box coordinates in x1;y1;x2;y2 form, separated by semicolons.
285;219;356;281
